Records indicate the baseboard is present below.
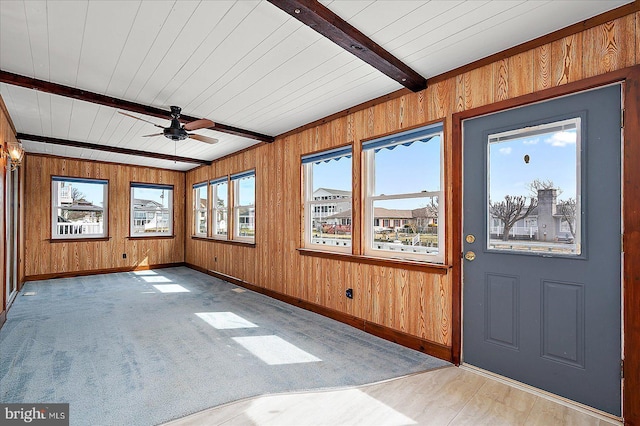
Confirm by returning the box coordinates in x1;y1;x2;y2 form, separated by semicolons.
23;262;186;282
186;263;453;363
0;309;6;330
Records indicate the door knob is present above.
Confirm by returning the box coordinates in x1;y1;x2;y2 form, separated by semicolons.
465;251;476;261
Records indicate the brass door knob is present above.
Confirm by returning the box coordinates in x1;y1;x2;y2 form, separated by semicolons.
464;251;476;261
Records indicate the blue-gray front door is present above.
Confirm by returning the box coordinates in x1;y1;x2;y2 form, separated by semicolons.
462;84;621;415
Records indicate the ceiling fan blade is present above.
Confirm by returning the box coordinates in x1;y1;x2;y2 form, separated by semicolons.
184;118;215;131
118;111;164;128
188;133;218;144
142;133;164;137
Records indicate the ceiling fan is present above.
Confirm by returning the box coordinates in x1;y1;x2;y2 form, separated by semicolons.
119;106;218;144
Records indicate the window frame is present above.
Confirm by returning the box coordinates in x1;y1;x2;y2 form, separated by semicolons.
193;181;209;237
130;183;174;238
362;122;445;263
231;170;255;243
51;176;109;240
210;176;229;240
302;145;353;253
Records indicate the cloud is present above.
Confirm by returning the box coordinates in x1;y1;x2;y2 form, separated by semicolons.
545;131;576;147
498;147;512;155
522;137;539;145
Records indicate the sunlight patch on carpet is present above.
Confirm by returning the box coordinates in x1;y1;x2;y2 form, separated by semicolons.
233;335;321;365
132;270;157;276
196;312;258;329
153;284;190;293
144;276;173;283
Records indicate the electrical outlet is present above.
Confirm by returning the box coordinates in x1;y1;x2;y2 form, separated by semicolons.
122;253;127;259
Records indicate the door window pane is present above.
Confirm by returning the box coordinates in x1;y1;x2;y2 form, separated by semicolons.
487;118;581;255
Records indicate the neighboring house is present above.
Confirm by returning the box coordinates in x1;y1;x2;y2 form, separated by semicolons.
372;208;413;231
132;198;169;232
56;195;104;235
324;207;436;232
311;188;351;227
411;205;439;232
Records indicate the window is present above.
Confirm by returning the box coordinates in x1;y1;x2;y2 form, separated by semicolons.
363;123;444;262
211;177;228;239
52;177;108;239
193;182;208;237
302;146;352;252
487;118;580;255
130;183;173;237
231;171;255;242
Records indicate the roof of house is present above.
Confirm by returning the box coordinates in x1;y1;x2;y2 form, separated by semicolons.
133;199;164;209
313;188;352;197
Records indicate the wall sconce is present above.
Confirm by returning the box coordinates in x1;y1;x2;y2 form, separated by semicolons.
6;140;24;171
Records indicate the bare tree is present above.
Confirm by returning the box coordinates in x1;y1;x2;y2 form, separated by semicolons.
70;187;86;202
527;179;562;197
490;195;538;241
558;197;577;238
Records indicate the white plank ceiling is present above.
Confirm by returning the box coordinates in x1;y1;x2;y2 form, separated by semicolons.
0;0;632;171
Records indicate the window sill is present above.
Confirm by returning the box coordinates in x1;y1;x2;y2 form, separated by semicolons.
48;237;111;243
127;235;176;240
297;248;451;274
191;235;256;247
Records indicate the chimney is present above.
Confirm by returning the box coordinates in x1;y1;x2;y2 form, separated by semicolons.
537;189;557;241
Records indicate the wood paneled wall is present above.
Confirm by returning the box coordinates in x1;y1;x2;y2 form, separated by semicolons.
186;11;639;352
23;155;185;278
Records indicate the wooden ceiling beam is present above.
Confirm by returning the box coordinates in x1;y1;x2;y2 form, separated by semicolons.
267;0;426;92
17;133;211;166
1;70;275;143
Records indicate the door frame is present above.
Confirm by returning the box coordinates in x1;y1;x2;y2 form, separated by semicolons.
451;65;640;424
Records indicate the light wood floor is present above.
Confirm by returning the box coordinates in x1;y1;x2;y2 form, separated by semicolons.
164;366;620;426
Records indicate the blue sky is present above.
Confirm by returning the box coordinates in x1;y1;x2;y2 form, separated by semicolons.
313;137;441;210
489;129;577;201
70;182;105;206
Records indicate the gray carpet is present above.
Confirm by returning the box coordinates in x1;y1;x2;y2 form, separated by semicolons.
0;267;449;425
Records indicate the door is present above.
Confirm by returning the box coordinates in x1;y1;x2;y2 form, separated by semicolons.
5;165;17;306
462;84;621;416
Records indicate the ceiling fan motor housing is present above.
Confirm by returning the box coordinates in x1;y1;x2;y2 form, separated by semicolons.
164;118;189;141
166;105;188;140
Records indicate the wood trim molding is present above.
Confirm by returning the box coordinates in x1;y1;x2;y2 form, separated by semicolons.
452;64;640;425
18;133;211;166
1;70;274;143
622;66;640;426
22;262;185;282
0;309;6;331
297;248;450;274
267;0;426;92
190;235;256;248
187;263;453;361
48;237;111;243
